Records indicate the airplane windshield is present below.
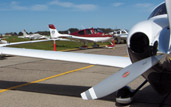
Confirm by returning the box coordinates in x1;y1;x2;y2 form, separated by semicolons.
94;29;103;34
148;3;166;19
78;30;85;35
86;29;93;35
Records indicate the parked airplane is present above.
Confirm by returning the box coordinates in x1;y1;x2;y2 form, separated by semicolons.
0;0;170;105
18;30;48;40
0;38;7;44
113;29;128;44
49;24;114;48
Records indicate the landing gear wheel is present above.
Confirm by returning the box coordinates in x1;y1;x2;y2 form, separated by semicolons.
124;40;127;44
80;46;88;49
92;44;99;48
115;86;134;105
116;37;121;44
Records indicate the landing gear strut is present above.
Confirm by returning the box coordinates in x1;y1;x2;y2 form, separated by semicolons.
116;80;148;105
80;42;88;49
92;43;99;48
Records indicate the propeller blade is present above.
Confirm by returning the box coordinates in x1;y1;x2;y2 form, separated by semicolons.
165;0;171;53
81;55;163;100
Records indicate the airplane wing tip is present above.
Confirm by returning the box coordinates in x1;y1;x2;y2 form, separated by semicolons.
81;88;98;100
81;92;88;100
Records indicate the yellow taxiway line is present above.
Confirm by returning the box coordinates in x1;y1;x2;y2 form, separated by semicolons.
0;65;94;93
60;48;80;52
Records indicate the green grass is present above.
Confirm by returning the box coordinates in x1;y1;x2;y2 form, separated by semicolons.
4;36;30;42
4;36;111;51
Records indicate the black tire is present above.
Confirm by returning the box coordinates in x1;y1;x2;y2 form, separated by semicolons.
115;86;133;105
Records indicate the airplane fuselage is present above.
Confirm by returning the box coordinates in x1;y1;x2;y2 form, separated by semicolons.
69;28;113;43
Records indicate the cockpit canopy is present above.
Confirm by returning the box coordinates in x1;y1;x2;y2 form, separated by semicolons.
148;3;167;19
94;29;103;34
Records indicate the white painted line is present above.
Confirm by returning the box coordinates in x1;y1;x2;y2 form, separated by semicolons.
89;88;97;99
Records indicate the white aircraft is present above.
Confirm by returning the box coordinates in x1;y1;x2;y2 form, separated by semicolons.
113;29;128;44
0;0;170;105
18;30;48;40
0;38;7;44
49;24;114;48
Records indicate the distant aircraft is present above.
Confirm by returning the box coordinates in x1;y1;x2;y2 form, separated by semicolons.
113;29;128;44
49;24;114;48
18;30;48;40
0;38;7;44
0;0;170;105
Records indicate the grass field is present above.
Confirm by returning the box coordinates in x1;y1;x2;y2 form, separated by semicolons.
3;36;110;51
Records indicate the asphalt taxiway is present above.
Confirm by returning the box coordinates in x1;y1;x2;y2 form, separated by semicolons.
0;44;170;107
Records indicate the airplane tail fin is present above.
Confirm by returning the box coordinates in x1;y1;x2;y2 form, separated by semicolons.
22;30;28;36
49;24;62;39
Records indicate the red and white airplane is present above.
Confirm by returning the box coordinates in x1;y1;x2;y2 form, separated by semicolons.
49;24;114;48
0;0;171;105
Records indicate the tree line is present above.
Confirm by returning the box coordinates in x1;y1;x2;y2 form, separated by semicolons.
1;28;122;36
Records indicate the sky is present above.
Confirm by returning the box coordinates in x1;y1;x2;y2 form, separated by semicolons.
0;0;163;33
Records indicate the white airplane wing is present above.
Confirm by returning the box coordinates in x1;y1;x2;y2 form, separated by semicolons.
0;47;131;68
63;35;111;43
18;36;25;38
0;39;52;47
0;38;72;47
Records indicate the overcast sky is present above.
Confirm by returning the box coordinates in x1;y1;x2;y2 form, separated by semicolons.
0;0;163;33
